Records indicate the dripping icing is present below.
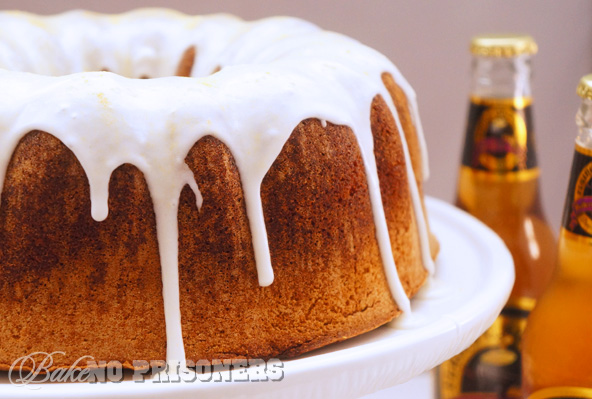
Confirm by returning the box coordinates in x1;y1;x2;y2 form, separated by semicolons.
0;9;433;367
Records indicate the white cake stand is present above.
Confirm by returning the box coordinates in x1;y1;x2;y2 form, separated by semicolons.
0;197;514;399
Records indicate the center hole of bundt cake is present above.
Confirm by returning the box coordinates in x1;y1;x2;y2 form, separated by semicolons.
172;46;197;78
102;46;198;79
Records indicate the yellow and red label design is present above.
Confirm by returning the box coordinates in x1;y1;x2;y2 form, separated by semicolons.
461;97;538;180
562;145;592;240
438;298;535;399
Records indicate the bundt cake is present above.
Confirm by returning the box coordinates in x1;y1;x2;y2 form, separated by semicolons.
0;9;438;372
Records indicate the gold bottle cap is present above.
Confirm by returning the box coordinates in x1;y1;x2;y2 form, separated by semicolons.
576;74;592;100
470;34;538;57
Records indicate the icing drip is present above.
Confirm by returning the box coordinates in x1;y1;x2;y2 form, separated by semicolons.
0;9;433;365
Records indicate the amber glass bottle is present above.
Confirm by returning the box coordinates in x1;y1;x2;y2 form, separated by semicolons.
521;74;592;398
438;34;556;399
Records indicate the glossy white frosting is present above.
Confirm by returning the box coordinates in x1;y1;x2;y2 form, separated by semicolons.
0;8;433;367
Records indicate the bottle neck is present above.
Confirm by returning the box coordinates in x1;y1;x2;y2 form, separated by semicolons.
457;54;540;214
576;97;592;148
557;98;592;279
470;55;532;99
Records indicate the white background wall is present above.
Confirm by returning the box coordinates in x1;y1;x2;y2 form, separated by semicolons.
3;0;592;230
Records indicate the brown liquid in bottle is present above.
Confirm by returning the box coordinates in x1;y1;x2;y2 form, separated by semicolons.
438;35;556;399
522;79;592;397
439;99;556;399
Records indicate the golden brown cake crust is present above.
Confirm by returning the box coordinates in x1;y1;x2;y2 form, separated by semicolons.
0;73;433;370
0;131;166;371
178;90;427;361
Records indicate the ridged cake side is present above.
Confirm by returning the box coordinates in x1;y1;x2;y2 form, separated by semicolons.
0;79;431;370
0;10;437;369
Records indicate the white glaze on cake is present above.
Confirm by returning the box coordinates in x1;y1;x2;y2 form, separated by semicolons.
0;9;433;367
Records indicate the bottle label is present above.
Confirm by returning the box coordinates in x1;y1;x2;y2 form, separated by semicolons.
528;386;592;398
439;298;535;399
461;96;539;180
561;145;592;240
